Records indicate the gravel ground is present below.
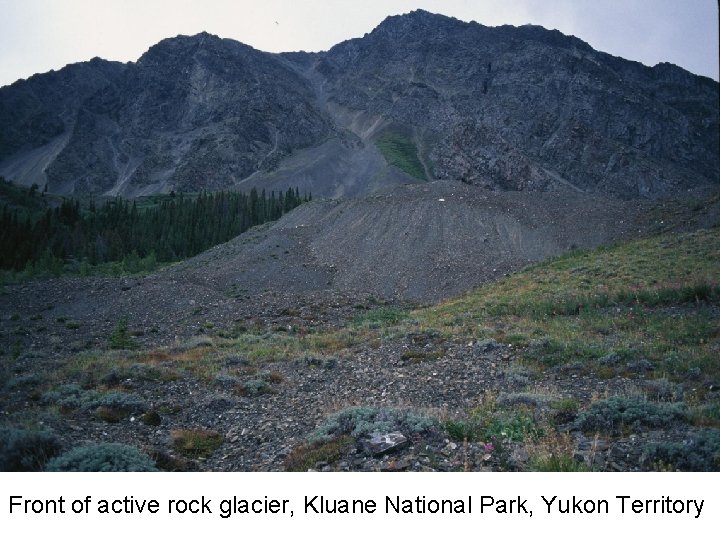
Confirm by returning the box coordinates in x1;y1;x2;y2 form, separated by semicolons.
1;182;718;471
3;330;713;471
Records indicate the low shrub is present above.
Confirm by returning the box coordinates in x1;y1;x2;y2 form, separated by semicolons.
92;392;147;414
0;427;62;471
260;371;284;384
239;379;273;397
285;436;354;471
529;455;590;472
125;363;177;382
525;430;587;471
641;430;720;471
483;414;543;442
214;373;240;388
171;429;223;459
643;378;682;402
41;384;95;410
310;407;436;443
5;373;43;390
445;419;478;442
445;406;542;443
95;406;127;423
550;398;580;424
42;385;146;415
496;392;553;409
692;403;720;427
174;336;214;352
574;396;688;435
45;443;157;472
140;410;162;426
353;307;408;326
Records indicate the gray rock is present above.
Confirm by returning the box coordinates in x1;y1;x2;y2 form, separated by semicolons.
625;359;655;373
440;442;458;456
362;431;408;456
101;370;120;386
207;397;237;412
474;339;501;354
598;352;622;366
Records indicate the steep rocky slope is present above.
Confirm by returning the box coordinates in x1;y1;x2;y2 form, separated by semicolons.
304;10;719;198
1;10;717;198
1;34;334;196
0;59;126;189
186;181;658;301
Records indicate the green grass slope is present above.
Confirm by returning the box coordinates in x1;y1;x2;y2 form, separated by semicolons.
419;227;720;380
375;132;427;180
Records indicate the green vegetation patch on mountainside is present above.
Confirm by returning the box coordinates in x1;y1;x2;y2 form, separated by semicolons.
375;132;427;180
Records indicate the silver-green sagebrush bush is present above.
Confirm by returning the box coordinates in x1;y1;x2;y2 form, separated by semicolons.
45;443;157;472
310;406;436;443
0;427;61;471
573;396;688;436
641;430;720;472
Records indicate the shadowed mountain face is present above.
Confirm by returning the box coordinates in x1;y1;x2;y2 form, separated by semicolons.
0;34;335;196
309;11;719;198
1;10;718;198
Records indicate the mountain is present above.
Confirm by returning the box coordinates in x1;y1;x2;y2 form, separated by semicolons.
0;10;717;198
1;34;334;196
308;10;719;198
2;11;720;475
0;58;125;189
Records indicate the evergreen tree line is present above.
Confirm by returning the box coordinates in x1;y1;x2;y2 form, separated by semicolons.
0;187;308;274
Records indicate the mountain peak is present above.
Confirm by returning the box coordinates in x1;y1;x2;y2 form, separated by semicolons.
137;31;231;66
402;8;446;20
369;10;595;54
374;9;463;34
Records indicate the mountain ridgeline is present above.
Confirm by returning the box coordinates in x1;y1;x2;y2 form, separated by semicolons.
0;10;718;199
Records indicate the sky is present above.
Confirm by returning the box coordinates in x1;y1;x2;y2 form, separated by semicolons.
0;0;718;87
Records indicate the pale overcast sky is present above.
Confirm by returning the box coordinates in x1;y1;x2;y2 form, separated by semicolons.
0;0;718;87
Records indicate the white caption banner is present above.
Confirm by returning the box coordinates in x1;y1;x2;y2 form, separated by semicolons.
1;472;717;539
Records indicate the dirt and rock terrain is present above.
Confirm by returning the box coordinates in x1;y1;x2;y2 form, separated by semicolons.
1;183;719;472
3;181;717;352
1;9;718;473
7;324;704;472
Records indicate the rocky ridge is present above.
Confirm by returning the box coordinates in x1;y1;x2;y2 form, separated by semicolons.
1;34;334;196
307;10;719;198
1;10;717;198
